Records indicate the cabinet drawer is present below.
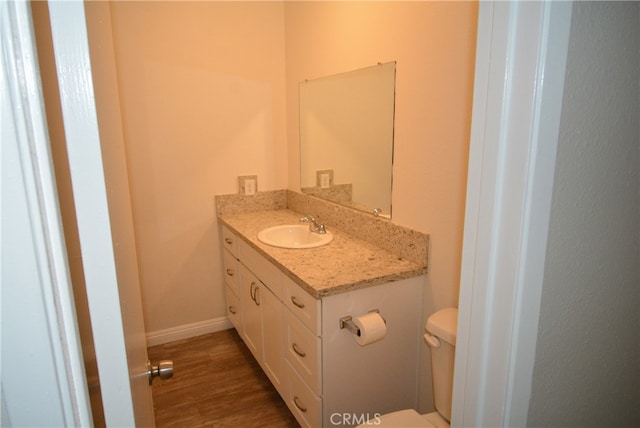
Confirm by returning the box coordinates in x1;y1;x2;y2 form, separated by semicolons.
222;249;239;297
284;310;321;394
284;275;321;335
225;284;242;334
286;360;322;428
238;240;283;299
221;225;238;256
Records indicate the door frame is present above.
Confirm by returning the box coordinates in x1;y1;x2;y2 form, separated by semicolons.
452;1;572;426
1;1;91;425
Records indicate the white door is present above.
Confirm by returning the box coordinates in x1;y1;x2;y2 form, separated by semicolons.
44;2;156;426
2;1;154;425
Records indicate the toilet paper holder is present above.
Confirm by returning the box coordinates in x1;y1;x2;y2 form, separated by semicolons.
339;309;385;337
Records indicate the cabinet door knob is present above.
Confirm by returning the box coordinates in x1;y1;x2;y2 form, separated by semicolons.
226;268;234;276
291;296;305;309
292;343;306;358
224;238;233;244
293;396;307;413
229;306;237;315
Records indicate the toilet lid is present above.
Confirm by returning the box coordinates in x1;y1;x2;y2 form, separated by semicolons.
426;307;458;346
373;409;434;427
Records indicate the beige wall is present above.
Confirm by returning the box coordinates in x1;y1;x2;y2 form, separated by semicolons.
284;2;477;411
106;1;288;333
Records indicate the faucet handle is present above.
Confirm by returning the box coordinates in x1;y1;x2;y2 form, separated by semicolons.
300;216;326;234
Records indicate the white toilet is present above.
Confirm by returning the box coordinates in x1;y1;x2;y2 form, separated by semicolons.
361;307;458;428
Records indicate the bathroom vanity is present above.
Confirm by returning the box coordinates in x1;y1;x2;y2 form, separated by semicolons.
218;196;428;428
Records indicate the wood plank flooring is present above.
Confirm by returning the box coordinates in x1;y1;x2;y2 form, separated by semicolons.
147;329;299;428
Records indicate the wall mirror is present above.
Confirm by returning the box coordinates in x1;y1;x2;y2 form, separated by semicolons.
299;62;396;218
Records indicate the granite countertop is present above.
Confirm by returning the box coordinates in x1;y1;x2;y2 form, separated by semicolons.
218;209;427;299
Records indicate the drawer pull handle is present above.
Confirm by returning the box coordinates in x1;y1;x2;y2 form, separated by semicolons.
226;268;234;276
293;396;307;413
291;296;305;309
224;238;233;245
229;306;237;315
292;343;306;358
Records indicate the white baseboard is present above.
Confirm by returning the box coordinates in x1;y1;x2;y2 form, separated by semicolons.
146;316;233;347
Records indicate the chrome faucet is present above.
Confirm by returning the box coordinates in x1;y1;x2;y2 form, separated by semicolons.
300;216;326;234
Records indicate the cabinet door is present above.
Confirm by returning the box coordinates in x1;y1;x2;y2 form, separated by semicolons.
240;264;262;360
261;284;286;398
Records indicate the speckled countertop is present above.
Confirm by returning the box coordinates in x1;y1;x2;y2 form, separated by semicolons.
219;209;427;299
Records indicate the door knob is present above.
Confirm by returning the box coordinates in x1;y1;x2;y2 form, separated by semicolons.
147;359;174;385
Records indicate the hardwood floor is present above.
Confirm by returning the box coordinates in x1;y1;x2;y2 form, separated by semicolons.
147;329;299;428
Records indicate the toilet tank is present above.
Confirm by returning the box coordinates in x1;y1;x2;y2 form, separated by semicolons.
425;307;458;423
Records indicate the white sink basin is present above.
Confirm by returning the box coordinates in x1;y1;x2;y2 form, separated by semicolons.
257;224;333;249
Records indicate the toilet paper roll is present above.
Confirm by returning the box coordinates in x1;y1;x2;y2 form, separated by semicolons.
353;312;387;346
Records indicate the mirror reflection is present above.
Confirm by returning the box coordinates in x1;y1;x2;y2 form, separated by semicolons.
299;62;396;218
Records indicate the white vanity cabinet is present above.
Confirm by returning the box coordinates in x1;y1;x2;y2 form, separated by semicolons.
220;225;423;428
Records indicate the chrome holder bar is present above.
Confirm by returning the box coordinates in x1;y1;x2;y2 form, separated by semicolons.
339;316;361;337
